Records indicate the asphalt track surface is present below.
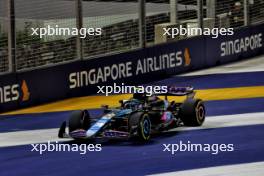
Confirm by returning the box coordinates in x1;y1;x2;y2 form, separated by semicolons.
1;55;264;175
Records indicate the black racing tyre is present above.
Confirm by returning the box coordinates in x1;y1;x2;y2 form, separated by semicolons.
180;99;205;126
129;112;151;141
68;110;91;132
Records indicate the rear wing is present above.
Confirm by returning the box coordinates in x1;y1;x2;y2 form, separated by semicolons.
156;86;196;99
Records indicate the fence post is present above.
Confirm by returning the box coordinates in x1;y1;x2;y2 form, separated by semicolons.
243;0;249;26
170;0;178;23
7;0;16;72
206;0;215;19
139;0;146;48
76;0;83;60
197;0;204;30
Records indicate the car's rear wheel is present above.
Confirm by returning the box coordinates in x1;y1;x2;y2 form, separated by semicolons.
180;99;205;126
68;110;91;132
129;112;151;141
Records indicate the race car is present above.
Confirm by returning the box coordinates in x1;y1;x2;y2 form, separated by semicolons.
58;86;205;141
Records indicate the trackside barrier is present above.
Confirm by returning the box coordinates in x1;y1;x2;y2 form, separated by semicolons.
0;23;263;112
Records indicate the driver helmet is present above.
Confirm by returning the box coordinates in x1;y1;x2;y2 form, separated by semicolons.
133;93;145;101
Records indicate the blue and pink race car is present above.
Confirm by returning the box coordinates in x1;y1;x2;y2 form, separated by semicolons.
58;86;206;142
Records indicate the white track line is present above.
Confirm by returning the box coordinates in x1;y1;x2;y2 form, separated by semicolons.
148;161;264;176
170;112;264;132
0;129;71;148
1;112;264;147
179;55;264;76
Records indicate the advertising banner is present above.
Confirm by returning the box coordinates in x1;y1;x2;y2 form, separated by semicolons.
0;23;263;112
206;25;264;66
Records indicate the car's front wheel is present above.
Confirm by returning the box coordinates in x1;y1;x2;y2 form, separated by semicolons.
129;112;151;141
68;110;91;132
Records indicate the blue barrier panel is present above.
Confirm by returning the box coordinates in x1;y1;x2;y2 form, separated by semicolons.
16;61;84;108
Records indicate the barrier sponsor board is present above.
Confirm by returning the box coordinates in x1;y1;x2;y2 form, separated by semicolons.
0;23;263;112
206;24;264;66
